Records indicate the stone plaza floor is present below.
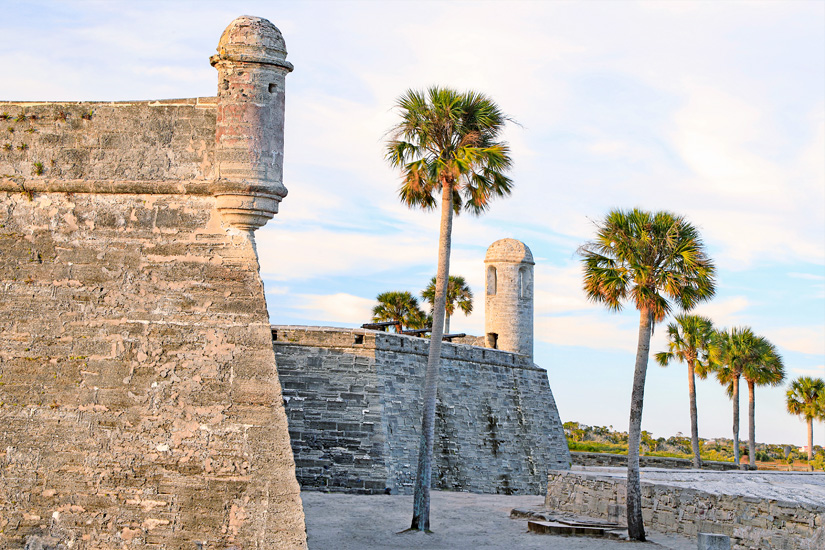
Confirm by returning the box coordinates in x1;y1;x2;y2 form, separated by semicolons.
572;466;825;507
302;490;697;549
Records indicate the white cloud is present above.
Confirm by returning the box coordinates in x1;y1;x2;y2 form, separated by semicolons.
691;297;751;328
789;272;825;281
255;228;435;281
765;326;825;357
293;293;375;325
537;314;638;353
791;365;825;378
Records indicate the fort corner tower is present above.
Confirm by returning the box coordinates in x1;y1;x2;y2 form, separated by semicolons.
211;15;293;232
484;238;535;361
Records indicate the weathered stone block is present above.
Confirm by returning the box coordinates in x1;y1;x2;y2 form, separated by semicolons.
698;533;731;550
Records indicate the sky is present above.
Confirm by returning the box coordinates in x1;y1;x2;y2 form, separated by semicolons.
2;0;823;447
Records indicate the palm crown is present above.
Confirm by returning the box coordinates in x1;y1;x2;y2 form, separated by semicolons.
740;336;785;389
372;291;425;333
422;275;473;321
786;376;825;421
385;87;513;215
655;314;717;376
579;209;716;323
715;327;760;391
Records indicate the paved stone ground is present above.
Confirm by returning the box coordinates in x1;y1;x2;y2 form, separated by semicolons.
301;491;696;550
574;466;825;506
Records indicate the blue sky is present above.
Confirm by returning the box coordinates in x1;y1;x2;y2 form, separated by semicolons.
3;0;823;446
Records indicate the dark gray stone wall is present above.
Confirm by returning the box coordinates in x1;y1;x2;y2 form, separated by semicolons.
273;326;571;495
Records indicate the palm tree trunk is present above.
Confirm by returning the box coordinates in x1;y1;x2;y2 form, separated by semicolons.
748;380;756;468
627;308;652;542
808;417;814;461
687;360;702;469
732;376;740;465
445;314;450;334
410;180;453;531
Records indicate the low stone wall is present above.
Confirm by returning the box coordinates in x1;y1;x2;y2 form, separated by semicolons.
571;451;740;471
545;469;825;550
273;326;571;495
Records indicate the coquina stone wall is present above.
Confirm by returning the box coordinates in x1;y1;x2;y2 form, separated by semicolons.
0;14;307;550
273;326;571;496
545;470;824;550
0;99;217;184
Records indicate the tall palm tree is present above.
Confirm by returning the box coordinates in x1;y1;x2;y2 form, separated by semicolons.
386;87;513;532
421;274;473;333
372;291;425;333
654;314;718;468
715;327;758;465
579;209;716;541
741;336;785;468
786;376;825;461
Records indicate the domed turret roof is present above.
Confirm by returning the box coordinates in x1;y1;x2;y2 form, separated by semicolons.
211;15;293;70
484;238;534;264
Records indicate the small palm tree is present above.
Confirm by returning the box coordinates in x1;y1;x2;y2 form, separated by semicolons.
786;376;825;461
372;291;425;333
655;314;718;468
421;275;473;333
386;87;513;532
579;208;716;541
741;336;785;468
715;327;758;465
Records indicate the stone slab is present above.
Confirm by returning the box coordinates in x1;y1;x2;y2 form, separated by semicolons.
698;533;731;550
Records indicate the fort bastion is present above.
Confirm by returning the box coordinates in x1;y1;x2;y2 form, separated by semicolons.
0;16;306;550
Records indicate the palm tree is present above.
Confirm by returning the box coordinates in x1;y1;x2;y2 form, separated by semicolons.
421;275;473;333
372;291;426;333
715;327;758;465
741;336;785;468
579;209;715;541
405;307;433;331
386;87;513;532
654;314;718;468
786;376;825;461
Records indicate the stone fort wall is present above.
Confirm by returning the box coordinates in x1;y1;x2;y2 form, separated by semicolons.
273;326;571;496
545;470;825;550
0;19;307;548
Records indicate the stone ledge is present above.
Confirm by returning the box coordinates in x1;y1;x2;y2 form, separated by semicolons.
271;325;542;372
0;178;285;197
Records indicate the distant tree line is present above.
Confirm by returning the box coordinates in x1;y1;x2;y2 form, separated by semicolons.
562;421;825;470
